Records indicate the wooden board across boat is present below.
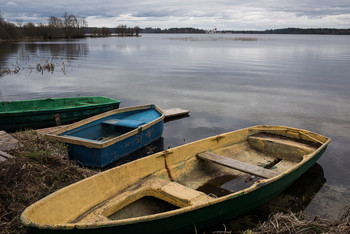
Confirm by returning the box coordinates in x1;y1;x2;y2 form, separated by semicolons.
0;96;120;132
21;125;330;233
46;104;164;168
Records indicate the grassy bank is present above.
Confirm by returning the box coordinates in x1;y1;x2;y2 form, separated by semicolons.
0;130;96;233
0;130;348;233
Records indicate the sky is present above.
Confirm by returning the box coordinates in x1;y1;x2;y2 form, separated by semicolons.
1;0;350;30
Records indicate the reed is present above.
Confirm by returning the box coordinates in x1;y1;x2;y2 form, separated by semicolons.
1;56;66;77
234;37;258;41
36;61;55;74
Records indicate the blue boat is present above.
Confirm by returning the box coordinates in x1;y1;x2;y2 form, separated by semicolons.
46;104;164;168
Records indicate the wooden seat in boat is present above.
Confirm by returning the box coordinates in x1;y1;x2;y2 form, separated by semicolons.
197;152;280;179
102;118;146;128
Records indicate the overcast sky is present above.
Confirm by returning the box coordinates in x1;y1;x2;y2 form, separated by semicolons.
1;0;350;30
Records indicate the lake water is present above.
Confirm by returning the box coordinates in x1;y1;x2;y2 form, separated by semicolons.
1;34;350;229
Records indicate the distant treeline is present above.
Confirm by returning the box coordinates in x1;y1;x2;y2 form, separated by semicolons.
219;28;350;35
85;25;141;37
126;27;350;35
84;27;205;34
1;10;350;41
0;12;87;40
0;12;141;41
141;27;206;33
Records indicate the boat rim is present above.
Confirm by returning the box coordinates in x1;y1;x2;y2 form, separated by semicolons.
0;96;120;114
45;104;165;149
21;125;331;230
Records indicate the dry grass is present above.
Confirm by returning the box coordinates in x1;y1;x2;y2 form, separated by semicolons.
0;130;96;234
251;208;350;234
234;37;258;41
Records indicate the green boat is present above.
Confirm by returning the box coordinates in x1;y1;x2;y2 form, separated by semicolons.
0;96;120;132
20;125;330;233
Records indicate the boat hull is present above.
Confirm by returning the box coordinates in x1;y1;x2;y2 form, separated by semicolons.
27;148;328;234
21;125;330;233
0;97;120;132
67;120;163;167
46;104;164;168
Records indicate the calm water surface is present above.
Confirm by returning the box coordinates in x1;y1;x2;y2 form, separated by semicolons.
1;34;350;228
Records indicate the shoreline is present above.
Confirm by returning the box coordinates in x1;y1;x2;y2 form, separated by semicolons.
1;30;350;44
0;129;348;233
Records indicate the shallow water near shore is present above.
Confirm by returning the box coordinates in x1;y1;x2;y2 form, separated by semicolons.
1;34;350;226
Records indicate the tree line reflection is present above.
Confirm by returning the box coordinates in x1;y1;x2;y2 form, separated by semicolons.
0;41;89;77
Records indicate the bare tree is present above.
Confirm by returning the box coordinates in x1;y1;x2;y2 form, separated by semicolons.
48;16;63;28
23;23;36;37
134;26;141;36
116;24;127;36
76;17;87;36
0;11;4;24
77;17;87;28
63;12;78;37
16;18;23;27
48;16;63;38
101;27;111;36
62;12;87;38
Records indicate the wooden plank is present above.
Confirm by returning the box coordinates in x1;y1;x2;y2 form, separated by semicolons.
0;150;14;159
0;150;14;162
163;108;189;119
36;125;68;135
0;130;22;151
101;119;120;125
197;152;280;179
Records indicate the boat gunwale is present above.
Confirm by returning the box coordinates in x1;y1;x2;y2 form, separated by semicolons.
0;96;120;115
45;104;165;149
20;125;331;230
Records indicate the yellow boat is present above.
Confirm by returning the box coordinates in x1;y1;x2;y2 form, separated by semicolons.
20;125;330;233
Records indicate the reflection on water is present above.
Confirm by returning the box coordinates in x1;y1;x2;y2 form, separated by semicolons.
17;41;89;59
268;163;326;212
0;40;89;76
0;43;19;67
204;163;326;232
1;34;350;223
305;182;350;220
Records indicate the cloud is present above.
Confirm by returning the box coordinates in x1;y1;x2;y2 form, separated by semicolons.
1;0;350;30
6;1;17;6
